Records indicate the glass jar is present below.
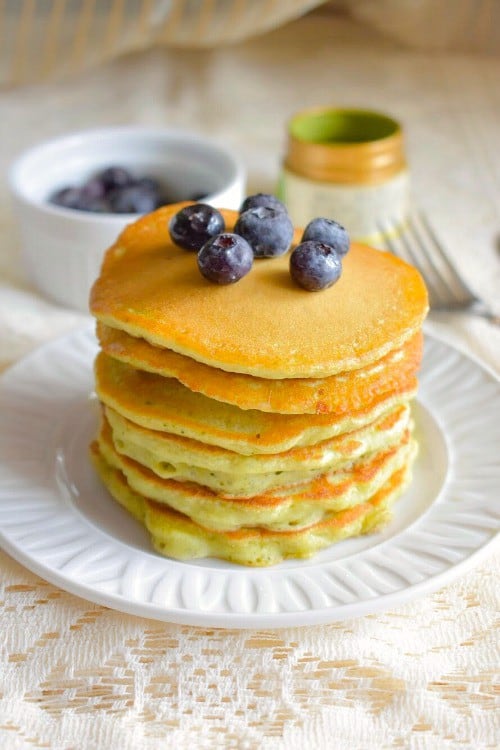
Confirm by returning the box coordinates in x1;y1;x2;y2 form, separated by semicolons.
279;108;410;245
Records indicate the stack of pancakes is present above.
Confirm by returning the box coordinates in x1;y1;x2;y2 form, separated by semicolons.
89;204;428;566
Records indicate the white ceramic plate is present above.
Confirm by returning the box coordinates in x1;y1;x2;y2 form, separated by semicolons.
0;327;498;628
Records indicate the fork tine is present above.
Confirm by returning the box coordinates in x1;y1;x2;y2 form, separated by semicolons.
378;220;415;266
403;214;464;307
378;220;442;308
413;212;477;304
378;217;500;324
399;219;451;306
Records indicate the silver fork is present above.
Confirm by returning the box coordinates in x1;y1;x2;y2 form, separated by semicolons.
379;212;500;325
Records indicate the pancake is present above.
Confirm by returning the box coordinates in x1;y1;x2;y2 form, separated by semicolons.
105;401;411;476
90;441;414;566
100;411;413;505
89;200;427;564
95;352;417;455
97;323;423;415
97;419;415;528
90;205;428;378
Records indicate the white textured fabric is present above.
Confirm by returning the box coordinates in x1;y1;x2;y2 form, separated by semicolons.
0;14;499;749
1;548;498;750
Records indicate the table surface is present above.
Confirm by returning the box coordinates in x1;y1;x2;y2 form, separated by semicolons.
1;11;499;750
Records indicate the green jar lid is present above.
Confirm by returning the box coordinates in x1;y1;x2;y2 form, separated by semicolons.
285;107;406;184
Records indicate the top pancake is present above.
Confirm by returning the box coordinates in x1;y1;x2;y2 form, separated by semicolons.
90;204;428;378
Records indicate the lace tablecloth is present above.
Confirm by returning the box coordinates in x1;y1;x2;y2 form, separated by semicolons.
1;13;499;750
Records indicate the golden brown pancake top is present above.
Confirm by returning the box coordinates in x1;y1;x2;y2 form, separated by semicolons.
90;204;428;378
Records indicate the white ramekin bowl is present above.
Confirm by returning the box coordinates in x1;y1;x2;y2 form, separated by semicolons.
9;127;246;312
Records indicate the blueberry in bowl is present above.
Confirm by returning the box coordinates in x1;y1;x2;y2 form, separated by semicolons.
98;166;135;192
9;127;246;311
108;181;163;214
49;166;168;215
49;186;84;211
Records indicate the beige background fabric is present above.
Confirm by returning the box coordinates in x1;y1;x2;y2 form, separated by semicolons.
2;0;499;88
0;10;499;749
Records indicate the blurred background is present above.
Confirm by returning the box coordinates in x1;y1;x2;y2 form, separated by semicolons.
1;0;499;365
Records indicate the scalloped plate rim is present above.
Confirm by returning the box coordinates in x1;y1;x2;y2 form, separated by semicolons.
0;529;498;628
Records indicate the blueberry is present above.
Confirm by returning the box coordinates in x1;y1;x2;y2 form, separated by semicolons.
78;178;109;211
197;233;253;285
234;206;293;258
97;166;134;192
50;186;83;210
169;204;225;251
301;217;350;257
81;176;106;201
135;177;165;207
79;197;111;213
109;184;158;214
239;193;287;214
290;241;342;291
136;176;161;192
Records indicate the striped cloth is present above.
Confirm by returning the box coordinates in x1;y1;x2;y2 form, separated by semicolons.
2;0;499;88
